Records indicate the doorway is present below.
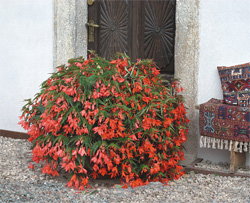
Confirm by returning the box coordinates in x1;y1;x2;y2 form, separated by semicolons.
87;0;176;75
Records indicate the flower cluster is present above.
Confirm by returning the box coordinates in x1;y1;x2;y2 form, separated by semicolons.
19;53;189;190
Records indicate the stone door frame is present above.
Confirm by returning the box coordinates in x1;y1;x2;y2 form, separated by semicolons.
53;0;200;165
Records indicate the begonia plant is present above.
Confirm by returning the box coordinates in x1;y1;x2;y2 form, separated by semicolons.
19;53;189;190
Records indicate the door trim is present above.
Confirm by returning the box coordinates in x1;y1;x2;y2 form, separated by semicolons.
53;0;200;165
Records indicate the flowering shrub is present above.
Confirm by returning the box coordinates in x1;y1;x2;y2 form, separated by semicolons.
19;53;189;190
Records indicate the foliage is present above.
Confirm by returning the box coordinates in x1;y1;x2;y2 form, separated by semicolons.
19;53;189;190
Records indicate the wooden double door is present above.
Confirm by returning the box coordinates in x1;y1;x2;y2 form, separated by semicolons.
88;0;176;74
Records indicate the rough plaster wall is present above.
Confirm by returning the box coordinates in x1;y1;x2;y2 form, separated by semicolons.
175;0;200;165
0;0;53;132
198;0;250;165
54;0;88;67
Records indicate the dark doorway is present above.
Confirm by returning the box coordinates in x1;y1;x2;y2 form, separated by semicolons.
88;0;176;75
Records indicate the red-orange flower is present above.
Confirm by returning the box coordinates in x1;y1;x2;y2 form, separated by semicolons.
19;53;189;190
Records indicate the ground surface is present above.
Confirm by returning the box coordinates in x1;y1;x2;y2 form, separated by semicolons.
1;136;250;203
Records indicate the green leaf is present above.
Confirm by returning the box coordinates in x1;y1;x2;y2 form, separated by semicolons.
90;140;102;155
139;164;149;171
83;136;92;150
113;184;123;189
81;156;86;167
53;134;65;145
135;106;148;117
106;142;120;150
60;108;73;125
130;65;135;77
88;190;98;196
38;103;44;114
75;154;81;166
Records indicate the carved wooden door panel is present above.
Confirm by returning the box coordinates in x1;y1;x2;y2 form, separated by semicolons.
141;0;175;74
88;0;175;74
88;0;131;59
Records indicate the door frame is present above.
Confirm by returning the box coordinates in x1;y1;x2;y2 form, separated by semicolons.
53;0;200;165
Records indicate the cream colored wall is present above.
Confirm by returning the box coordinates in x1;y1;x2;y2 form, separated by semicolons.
0;0;53;132
198;0;250;165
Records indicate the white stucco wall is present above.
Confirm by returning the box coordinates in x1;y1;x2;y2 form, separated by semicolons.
198;0;250;165
0;0;53;132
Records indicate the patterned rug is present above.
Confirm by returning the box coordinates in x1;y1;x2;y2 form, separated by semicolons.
199;98;250;152
217;62;250;107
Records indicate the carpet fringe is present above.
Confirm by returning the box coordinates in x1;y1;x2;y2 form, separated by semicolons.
200;136;249;153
